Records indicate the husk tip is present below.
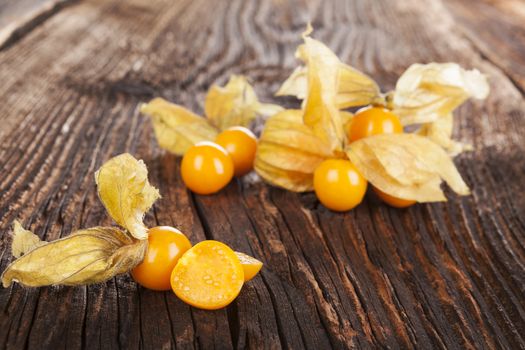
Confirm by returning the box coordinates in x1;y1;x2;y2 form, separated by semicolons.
12;219;21;231
302;23;313;38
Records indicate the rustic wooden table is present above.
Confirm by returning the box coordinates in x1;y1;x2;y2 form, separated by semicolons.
0;0;524;348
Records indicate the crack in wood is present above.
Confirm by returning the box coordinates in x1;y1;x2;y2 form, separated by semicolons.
0;0;78;51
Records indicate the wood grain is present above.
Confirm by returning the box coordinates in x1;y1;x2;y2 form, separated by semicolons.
443;0;525;93
0;0;524;348
0;0;75;49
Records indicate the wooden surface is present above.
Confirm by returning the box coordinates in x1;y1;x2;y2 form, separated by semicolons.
0;0;74;49
0;0;524;348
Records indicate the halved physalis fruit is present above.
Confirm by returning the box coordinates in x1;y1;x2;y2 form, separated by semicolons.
171;240;244;310
235;252;263;282
373;187;416;208
348;106;403;142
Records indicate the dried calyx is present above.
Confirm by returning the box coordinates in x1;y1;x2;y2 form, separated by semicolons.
256;27;489;202
2;154;159;287
140;75;282;156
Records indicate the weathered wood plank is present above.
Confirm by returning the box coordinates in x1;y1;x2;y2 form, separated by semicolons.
443;0;525;93
0;0;75;49
0;0;524;348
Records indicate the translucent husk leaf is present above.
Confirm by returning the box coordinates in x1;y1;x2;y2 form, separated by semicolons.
296;34;345;151
141;98;218;155
275;66;307;99
336;63;382;109
346;134;470;202
2;226;147;287
256;103;285;119
204;75;283;131
95;153;160;240
254;158;315;192
276;31;381;152
11;220;47;258
276;63;382;110
393;63;489;125
254;110;334;192
340;111;354;144
417;113;472;156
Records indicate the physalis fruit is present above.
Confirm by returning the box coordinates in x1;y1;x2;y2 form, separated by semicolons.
2;154;263;312
131;226;192;291
235;251;264;282
140;76;281;158
216;126;258;177
171;240;244;310
348;106;403;142
181;141;234;195
313;159;368;212
255;27;489;208
373;187;416;208
1;153;159;287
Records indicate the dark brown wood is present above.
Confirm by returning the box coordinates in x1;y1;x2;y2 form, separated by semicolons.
0;0;524;348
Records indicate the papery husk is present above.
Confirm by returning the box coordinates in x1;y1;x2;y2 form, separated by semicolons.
276;62;382;109
340;111;354;145
254;110;334;192
275;27;382;150
205;75;283;130
254;158;315;192
2;226;147;287
417;113;472;156
141;98;218;155
393;63;489;126
346;134;470;202
275;66;307;100
11;220;47;258
95;153;160;240
298;35;345;151
336;63;382;109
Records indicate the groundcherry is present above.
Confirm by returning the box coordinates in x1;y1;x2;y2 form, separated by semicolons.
373;187;416;208
348;106;403;142
171;240;244;310
131;226;192;291
313;159;367;212
181;141;234;194
216;127;257;177
235;252;263;281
